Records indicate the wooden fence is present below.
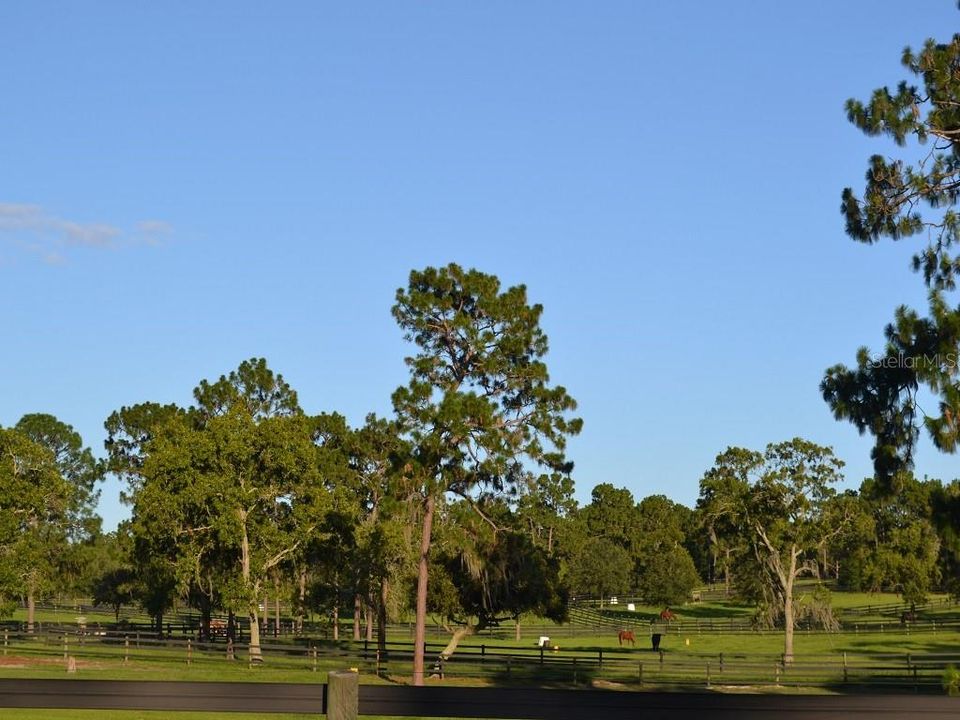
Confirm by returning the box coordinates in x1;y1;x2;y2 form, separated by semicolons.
1;678;959;718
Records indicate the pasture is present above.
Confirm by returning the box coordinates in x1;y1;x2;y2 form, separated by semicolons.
2;587;958;696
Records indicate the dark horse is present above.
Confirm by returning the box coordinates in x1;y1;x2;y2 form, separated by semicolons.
617;629;635;646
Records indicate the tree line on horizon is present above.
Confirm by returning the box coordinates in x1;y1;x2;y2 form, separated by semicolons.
2;363;959;668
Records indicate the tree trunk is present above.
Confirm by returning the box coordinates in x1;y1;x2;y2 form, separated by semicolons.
353;595;361;641
783;553;797;663
413;493;436;686
547;525;554;556
365;602;373;642
26;583;35;634
240;516;263;663
377;578;388;654
783;590;794;663
439;623;476;659
724;549;731;598
200;598;212;642
332;603;339;641
296;568;306;634
248;606;263;663
274;576;281;638
514;618;521;642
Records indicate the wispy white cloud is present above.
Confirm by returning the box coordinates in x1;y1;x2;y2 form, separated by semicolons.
0;203;171;263
136;219;173;246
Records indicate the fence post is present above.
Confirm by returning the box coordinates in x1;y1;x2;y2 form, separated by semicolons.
136;632;140;649
719;652;724;674
598;649;603;667
124;636;129;663
226;639;234;661
540;645;544;665
638;662;643;687
3;630;7;656
706;662;711;688
481;644;485;664
327;670;359;720
187;639;192;665
376;649;381;677
843;652;848;683
659;649;664;666
63;635;68;664
312;645;317;672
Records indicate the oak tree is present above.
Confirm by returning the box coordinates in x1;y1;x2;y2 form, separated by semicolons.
699;439;848;661
0;427;72;629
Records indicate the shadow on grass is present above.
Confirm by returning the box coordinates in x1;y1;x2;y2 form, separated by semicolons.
600;604;754;622
669;605;755;620
483;661;597;688
819;680;947;695
833;636;960;655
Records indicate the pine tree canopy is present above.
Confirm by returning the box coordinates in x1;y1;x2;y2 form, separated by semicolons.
822;27;960;486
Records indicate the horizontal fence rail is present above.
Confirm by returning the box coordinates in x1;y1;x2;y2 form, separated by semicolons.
1;679;959;719
8;617;960;641
0;679;326;714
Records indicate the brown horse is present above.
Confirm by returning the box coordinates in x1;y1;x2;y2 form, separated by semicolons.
617;629;635;646
659;608;677;622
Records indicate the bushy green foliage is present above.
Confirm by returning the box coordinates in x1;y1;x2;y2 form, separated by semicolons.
0;426;75;621
634;544;700;606
566;536;631;602
833;475;942;602
943;664;960;696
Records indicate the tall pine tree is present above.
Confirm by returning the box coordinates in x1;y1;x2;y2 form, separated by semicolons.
822;23;960;486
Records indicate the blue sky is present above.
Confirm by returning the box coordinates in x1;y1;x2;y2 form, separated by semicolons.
2;1;957;530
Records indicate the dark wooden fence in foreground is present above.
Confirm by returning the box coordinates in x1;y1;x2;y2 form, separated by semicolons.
1;678;959;719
